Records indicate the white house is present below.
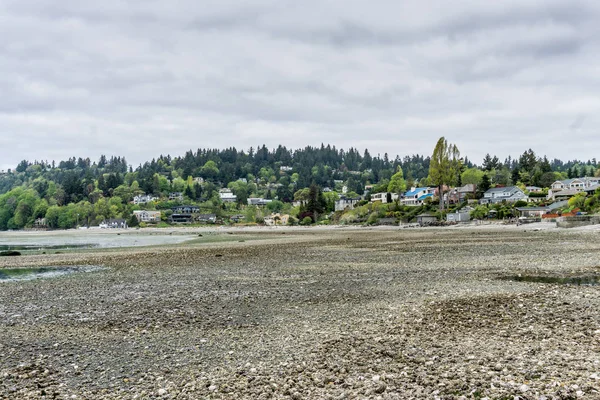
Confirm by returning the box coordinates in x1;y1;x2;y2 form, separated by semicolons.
548;177;600;200
447;209;471;223
247;198;272;206
169;192;183;201
133;194;157;205
100;219;128;229
551;177;600;191
219;189;237;203
335;196;361;211
370;192;399;203
133;210;161;223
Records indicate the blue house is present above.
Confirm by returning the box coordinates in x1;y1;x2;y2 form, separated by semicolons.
402;187;435;206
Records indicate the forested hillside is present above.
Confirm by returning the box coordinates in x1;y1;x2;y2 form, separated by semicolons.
0;144;598;230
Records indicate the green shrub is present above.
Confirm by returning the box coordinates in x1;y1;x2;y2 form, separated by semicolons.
367;212;379;225
301;216;313;225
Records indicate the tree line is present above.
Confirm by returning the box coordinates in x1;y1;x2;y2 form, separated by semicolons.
0;143;598;230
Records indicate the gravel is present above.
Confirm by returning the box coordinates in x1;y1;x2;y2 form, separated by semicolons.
1;227;600;399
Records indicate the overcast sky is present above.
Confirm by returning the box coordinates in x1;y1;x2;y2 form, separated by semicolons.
1;0;600;171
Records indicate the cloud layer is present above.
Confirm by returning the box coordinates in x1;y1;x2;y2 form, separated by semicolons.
2;0;600;170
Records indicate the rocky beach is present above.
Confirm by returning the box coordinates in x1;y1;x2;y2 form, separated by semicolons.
1;226;600;399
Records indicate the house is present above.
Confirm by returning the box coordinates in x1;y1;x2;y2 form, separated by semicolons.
169;214;193;223
456;184;477;201
546;179;595;199
551;178;585;191
264;213;289;226
370;192;399;203
133;194;157;205
550;189;580;201
444;184;475;204
479;186;527;204
335;196;361;211
34;218;48;228
583;183;600;195
219;189;237;203
193;177;205;184
169;192;183;201
515;207;550;218
196;214;217;224
280;166;293;172
133;210;161;223
292;200;307;207
446;210;471;223
402;187;434;206
100;219;128;229
444;189;460;205
551;177;600;191
230;214;245;223
416;213;438;226
247;198;272;206
172;205;200;214
526;186;543;193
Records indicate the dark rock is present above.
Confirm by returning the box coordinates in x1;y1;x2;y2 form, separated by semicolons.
0;250;21;256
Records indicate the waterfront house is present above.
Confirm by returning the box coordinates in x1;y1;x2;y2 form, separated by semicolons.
100;219;128;229
172;205;200;214
479;186;527;205
370;192;399;204
197;214;217;224
402;187;434;206
133;210;161;223
335;196;361;211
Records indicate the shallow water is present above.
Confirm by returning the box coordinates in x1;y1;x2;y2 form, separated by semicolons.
0;265;105;282
0;244;94;251
0;231;197;252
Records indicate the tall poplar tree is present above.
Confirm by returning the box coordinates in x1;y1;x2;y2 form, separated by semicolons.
428;137;461;211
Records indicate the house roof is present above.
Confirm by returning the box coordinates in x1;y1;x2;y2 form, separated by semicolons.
338;196;361;201
458;184;476;192
548;200;568;211
405;187;429;196
417;193;433;201
485;186;520;193
553;189;580;197
516;207;549;211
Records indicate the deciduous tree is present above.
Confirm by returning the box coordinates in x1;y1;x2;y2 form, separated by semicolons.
428;137;461;210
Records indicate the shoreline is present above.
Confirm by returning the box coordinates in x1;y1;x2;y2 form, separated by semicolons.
2;220;600;237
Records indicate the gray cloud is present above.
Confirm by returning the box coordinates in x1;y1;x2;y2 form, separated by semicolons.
2;0;600;171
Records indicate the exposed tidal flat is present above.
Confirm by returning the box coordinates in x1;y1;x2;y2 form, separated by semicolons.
1;227;600;399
